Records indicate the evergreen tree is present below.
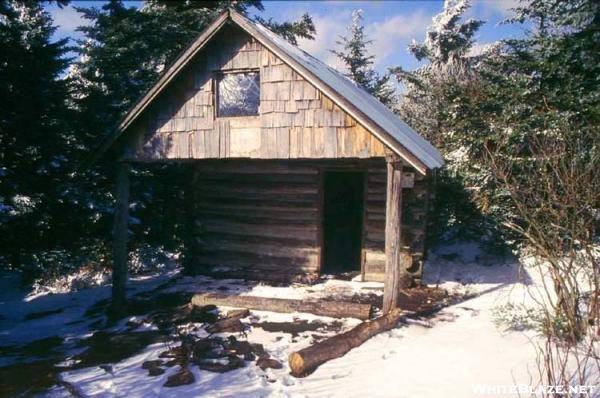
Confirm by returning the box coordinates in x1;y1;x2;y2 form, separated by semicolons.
254;12;315;45
392;0;484;148
73;1;315;141
0;0;89;277
474;0;600;356
331;9;395;107
391;0;494;245
70;1;317;265
477;0;600;240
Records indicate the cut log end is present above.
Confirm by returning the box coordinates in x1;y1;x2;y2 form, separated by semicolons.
288;352;305;375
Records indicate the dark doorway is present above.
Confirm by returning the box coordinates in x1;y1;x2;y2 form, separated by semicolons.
322;171;364;274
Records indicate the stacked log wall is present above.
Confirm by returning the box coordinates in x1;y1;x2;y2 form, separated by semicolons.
185;159;429;283
188;160;320;282
122;24;431;283
362;164;430;284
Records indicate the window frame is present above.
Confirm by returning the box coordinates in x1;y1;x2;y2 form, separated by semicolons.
214;69;261;119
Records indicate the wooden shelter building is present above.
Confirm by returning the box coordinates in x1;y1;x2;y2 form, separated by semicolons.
90;9;444;312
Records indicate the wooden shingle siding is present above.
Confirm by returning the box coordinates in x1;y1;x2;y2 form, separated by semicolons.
132;26;386;162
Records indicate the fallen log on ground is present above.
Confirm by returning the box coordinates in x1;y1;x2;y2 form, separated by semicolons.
191;293;372;320
288;308;403;377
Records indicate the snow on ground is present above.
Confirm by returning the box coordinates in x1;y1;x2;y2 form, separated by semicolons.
0;269;178;351
1;243;591;398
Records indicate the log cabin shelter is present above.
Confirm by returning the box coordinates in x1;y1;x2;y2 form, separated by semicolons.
89;9;444;302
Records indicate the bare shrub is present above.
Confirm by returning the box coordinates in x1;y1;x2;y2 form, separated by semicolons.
485;127;599;395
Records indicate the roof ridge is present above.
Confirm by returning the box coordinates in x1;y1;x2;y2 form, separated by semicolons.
83;8;443;173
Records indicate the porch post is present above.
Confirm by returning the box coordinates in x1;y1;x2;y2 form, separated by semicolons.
383;153;407;313
112;161;131;312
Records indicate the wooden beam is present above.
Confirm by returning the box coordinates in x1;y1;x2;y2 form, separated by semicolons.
112;162;131;311
191;293;373;320
382;154;410;313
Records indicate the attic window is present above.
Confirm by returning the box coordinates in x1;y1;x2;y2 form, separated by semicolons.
217;71;260;117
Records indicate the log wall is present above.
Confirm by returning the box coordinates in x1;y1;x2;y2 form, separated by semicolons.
129;25;386;162
185;159;429;283
362;163;429;284
189;160;320;282
124;24;431;283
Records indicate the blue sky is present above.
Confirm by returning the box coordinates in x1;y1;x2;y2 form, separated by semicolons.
47;0;526;72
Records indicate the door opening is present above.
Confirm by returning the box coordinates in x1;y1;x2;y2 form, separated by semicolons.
322;171;364;274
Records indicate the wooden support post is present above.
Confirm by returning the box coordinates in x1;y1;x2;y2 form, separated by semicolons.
383;154;408;314
112;162;131;312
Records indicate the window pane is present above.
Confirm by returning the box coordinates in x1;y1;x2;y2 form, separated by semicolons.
217;72;260;117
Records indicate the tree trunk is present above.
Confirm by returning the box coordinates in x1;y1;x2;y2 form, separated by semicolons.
112;162;130;312
289;308;403;377
383;155;409;313
191;293;372;320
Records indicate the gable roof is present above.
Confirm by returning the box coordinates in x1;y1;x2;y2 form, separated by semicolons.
89;9;443;173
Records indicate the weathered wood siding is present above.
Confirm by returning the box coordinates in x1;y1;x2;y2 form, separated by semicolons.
363;163;387;281
188;160;321;282
362;163;430;283
185;159;429;283
130;25;386;161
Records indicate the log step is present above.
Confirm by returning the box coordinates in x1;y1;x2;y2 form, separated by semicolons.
191;293;373;320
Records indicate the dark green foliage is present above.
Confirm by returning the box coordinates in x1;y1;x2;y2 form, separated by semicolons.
1;0;316;281
391;0;506;249
0;0;107;278
331;9;395;107
255;13;315;45
477;0;600;246
395;0;599;254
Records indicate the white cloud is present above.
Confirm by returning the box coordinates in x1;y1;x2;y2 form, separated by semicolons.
297;8;431;71
365;10;431;67
297;10;353;71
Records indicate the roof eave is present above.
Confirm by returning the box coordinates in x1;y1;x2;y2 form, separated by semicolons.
230;11;435;174
84;8;443;174
82;10;231;168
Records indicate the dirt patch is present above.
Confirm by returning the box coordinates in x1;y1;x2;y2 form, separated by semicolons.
148;303;218;331
324;292;382;308
397;286;451;314
84;292;193;323
0;360;60;398
323;286;452;315
0;335;64;360
20;335;64;357
0;283;202;396
24;307;65;320
72;330;167;369
253;319;344;337
321;272;362;281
